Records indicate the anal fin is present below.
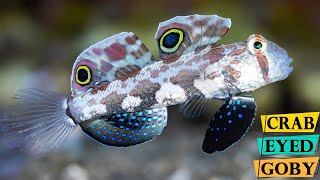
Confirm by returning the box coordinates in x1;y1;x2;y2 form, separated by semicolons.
80;107;167;147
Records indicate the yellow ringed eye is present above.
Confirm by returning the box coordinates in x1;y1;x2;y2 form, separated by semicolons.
159;29;184;53
76;65;91;85
247;34;267;55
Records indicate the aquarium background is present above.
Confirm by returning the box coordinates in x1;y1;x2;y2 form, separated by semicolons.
0;0;319;179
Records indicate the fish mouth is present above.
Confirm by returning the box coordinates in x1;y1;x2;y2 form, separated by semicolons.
266;41;294;82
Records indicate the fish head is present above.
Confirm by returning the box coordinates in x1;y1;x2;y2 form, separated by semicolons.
222;34;293;93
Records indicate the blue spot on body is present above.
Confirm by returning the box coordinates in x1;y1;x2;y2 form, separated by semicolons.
97;122;102;126
118;139;122;142
97;130;102;135
122;133;127;137
233;106;237;110
119;118;124;122
151;124;156;128
125;128;130;131
229;100;232;105
216;127;219;131
151;130;155;133
238;114;243;118
131;116;137;120
115;131;120;135
227;111;231;116
228;120;232;123
109;121;115;125
146;125;150;129
236;100;241;105
153;116;158;120
91;125;96;129
134;137;137;141
131;130;135;133
122;113;127;117
147;118;152;122
135;122;139;126
108;130;112;134
111;137;115;141
119;126;124;129
148;110;153;114
242;104;247;108
103;135;107;140
113;126;118;129
211;128;214;131
116;114;121;117
103;126;108;130
226;105;230;108
224;128;226;131
142;117;147;121
220;115;223;119
216;138;219;142
138;112;143;116
143;132;147;136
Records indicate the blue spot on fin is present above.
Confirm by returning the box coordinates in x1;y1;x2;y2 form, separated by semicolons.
79;107;168;147
202;96;256;154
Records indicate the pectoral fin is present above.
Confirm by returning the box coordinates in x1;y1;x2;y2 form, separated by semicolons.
202;96;256;154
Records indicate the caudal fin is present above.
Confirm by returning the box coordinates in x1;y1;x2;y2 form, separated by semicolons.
0;89;78;155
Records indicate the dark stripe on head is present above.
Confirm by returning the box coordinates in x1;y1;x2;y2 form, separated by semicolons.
257;55;269;82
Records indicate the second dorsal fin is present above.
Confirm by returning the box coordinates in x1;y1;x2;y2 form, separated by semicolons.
70;32;157;97
155;14;231;61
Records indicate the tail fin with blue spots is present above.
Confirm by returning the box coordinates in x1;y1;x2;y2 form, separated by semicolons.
80;107;167;147
202;96;256;154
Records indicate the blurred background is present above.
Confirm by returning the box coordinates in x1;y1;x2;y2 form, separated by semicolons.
0;0;320;179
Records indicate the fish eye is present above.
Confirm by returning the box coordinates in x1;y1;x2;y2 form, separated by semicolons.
247;34;267;55
253;41;263;50
159;28;184;53
76;65;91;85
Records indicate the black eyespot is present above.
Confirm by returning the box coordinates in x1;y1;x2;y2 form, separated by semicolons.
253;41;263;50
78;69;88;82
76;65;91;85
159;29;184;53
163;32;180;48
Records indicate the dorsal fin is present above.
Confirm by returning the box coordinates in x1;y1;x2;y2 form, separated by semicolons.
155;14;231;61
71;32;156;97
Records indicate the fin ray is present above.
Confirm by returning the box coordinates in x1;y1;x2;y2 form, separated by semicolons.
1;89;78;155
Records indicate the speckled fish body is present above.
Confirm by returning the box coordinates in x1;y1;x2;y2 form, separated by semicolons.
1;14;293;155
68;35;292;122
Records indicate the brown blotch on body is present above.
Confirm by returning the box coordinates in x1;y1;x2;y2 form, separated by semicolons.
100;92;127;112
171;61;184;68
227;48;246;56
115;65;141;81
170;69;199;89
185;56;201;66
203;47;224;60
129;80;161;107
90;81;110;95
210;53;224;64
150;70;160;78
